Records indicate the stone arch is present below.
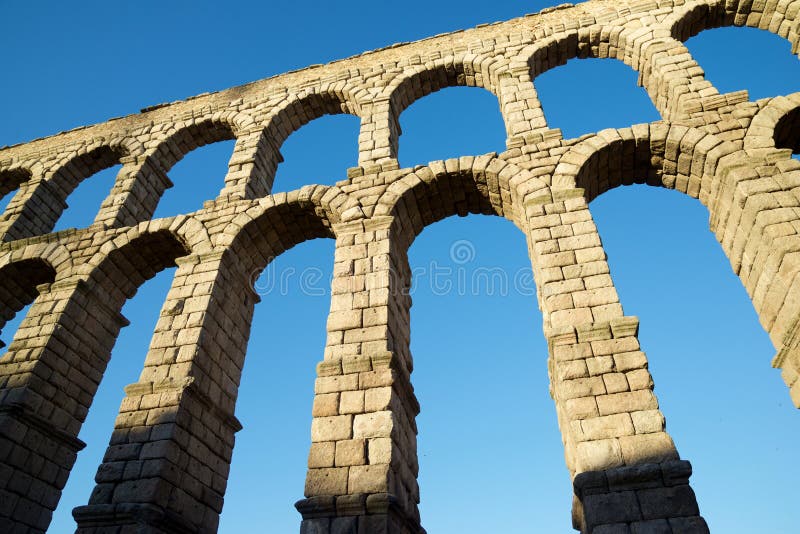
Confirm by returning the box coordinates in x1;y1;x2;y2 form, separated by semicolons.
105;113;251;225
212;183;361;374
85;222;197;290
0;224;194;532
0;166;32;212
552;122;800;399
72;184;366;532
665;0;800;56
74;214;213;269
60;225;195;424
0;142;132;239
0;257;56;346
549;122;759;281
181;187;354;439
376;53;548;156
254;86;366;193
371;155;551;321
552;124;780;282
744;92;800;152
0;240;73;278
200;184;361;420
550;122;739;205
552;125;672;199
373;155;546;244
384;53;506;121
148;114;247;173
521;25;717;121
218;184;362;275
0;240;71;355
48;144;127;198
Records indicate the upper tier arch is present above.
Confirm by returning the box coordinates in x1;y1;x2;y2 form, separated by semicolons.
0;167;32;211
519;25;718;122
665;0;800;55
251;85;366;192
745;92;800;152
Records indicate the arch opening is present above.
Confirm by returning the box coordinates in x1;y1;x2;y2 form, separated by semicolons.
204;198;340;530
389;59;503;123
48;265;176;532
535;58;660;139
272;113;360;192
46;145;126;233
224;199;337;277
0;258;56;352
0;168;31;217
668;1;800;57
396;86;505;168
684;26;800;101
262;92;363;192
94;229;191;300
153;138;237;218
775;105;800;155
590;183;800;532
407;214;569;532
220;237;335;531
560;119;800;531
54;163;122;231
571;133;665;204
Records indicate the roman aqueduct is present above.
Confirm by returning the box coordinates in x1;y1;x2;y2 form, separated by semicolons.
1;0;799;532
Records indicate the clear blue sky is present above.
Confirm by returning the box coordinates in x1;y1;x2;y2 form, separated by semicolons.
1;1;799;532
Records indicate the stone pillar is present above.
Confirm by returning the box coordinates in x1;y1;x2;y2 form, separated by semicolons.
357;99;401;171
498;68;562;150
0;279;129;533
92;154;173;228
0;173;66;241
704;155;800;408
217;129;278;201
74;251;252;533
524;188;708;533
296;216;423;534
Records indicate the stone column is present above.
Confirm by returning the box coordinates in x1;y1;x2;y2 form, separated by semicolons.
296;216;423;534
0;173;66;241
92;154;173;228
704;154;800;408
73;251;252;534
524;188;708;533
498;68;562;150
356;99;401;171
0;279;129;533
216;129;278;201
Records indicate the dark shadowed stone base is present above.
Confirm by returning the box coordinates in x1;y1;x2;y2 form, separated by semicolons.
0;404;86;534
73;503;201;534
296;493;425;534
572;460;709;533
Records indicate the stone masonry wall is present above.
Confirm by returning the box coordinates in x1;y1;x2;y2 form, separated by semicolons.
1;0;799;532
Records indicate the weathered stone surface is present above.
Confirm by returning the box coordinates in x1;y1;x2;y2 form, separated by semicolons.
312;415;353;442
335;439;366;467
1;1;794;532
309;442;336;468
305;468;349;497
348;464;391;494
